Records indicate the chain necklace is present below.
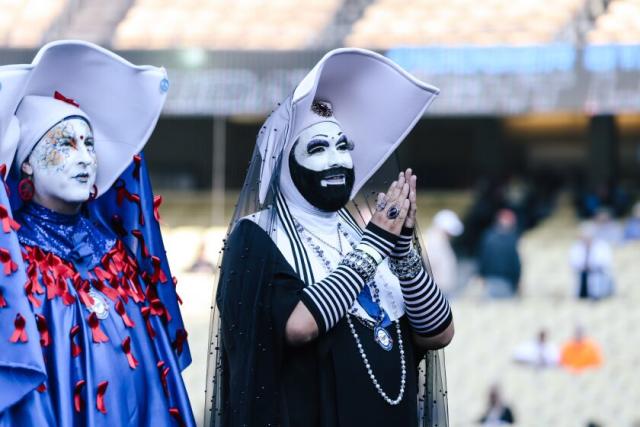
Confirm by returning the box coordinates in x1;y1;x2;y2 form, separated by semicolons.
293;218;406;406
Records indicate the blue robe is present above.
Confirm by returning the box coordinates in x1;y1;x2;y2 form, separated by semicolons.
0;156;194;426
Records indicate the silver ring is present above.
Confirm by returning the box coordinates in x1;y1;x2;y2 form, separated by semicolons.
376;198;387;212
387;205;400;219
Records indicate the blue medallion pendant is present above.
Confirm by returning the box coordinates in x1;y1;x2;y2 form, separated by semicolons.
374;326;393;351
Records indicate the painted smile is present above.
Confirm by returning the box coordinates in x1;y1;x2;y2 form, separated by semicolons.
320;173;346;187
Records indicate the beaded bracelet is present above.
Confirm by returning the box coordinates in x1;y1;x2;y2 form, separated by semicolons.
340;249;378;282
388;249;423;280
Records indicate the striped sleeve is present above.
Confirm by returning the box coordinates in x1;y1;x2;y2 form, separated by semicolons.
391;227;414;258
299;262;366;333
399;266;452;336
359;222;398;258
299;223;397;334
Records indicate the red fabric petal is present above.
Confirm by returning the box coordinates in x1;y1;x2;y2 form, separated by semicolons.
70;325;82;357
153;195;163;222
96;381;108;414
169;408;186;427
157;361;170;396
9;313;28;343
132;154;142;180
0;248;18;275
0;205;20;233
141;307;156;339
54;91;80;107
91;279;119;302
0;288;7;308
150;256;168;284
131;230;150;258
122;336;139;369
115;299;135;328
35;314;50;347
87;313;109;343
74;380;86;412
172;329;188;356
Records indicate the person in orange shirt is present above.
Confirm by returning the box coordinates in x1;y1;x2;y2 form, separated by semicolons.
560;326;603;372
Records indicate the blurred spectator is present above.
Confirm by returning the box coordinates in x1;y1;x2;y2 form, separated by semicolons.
623;202;640;241
569;223;614;300
187;240;215;273
560;326;603;373
425;209;464;296
478;209;521;298
512;329;560;368
478;385;515;426
592;208;623;245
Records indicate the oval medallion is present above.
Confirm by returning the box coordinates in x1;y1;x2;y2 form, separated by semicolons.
374;326;393;351
88;289;110;320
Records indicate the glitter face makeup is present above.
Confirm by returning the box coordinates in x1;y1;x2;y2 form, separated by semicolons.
24;117;97;208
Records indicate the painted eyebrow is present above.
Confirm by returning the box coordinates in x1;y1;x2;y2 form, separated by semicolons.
307;139;330;151
311;134;328;138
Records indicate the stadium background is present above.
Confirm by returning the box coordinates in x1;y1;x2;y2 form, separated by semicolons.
2;0;640;425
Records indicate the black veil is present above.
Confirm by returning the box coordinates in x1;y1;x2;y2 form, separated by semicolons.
204;49;448;426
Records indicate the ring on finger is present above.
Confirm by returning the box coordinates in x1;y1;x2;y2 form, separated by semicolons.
386;204;400;219
376;198;387;212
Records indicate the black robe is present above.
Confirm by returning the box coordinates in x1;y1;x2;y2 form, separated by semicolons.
216;219;423;426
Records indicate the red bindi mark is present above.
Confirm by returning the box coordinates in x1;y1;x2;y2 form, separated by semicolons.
80;135;84;140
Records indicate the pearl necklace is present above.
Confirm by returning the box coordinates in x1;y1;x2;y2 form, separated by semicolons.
293;219;407;406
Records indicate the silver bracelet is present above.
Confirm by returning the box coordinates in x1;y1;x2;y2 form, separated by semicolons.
388;249;423;280
340;250;378;282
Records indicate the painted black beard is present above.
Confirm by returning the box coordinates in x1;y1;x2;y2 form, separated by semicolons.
288;156;355;212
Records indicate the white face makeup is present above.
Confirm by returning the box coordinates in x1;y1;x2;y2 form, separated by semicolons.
23;117;97;207
292;121;354;188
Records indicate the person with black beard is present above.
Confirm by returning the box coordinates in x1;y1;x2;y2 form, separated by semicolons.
206;49;454;427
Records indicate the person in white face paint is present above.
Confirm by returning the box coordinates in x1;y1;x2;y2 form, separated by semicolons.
19;116;97;213
0;41;194;426
207;49;453;427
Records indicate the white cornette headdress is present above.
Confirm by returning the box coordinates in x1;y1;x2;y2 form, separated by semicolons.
258;48;440;204
0;40;169;195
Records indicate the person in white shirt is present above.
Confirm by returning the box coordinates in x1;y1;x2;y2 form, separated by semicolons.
512;329;560;368
425;210;464;296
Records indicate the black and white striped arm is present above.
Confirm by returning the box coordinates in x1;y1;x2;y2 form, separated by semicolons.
390;227;414;258
399;263;452;336
299;223;397;334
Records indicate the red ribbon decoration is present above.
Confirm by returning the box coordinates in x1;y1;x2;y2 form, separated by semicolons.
153;195;163;222
141;307;156;339
57;276;76;306
114;184;145;225
96;381;109;414
0;164;9;195
74;380;86;412
70;325;82;357
122;336;139;369
157;361;170;396
54;91;80;107
173;329;188;356
26;262;44;295
150;256;168;284
0;248;18;275
10;313;28;343
91;279;119;302
150;298;172;323
36;383;47;393
132;154;142;180
87;313;109;343
0;288;7;308
169;408;187;427
0;205;20;233
131;230;150;258
35;314;50;347
73;277;95;308
24;281;42;308
115;299;135;328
